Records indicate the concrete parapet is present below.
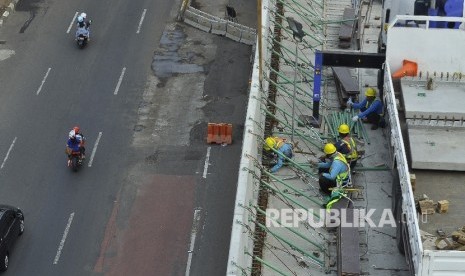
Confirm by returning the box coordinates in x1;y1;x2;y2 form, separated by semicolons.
196;15;212;33
183;10;198;28
184;10;212;33
226;23;242;42
240;28;256;45
211;19;227;35
183;6;257;46
226;42;262;275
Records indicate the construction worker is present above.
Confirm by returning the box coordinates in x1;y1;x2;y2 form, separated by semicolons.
264;136;293;173
314;143;350;195
335;124;358;169
348;87;385;130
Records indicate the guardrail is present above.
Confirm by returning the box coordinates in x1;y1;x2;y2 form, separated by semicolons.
384;63;422;273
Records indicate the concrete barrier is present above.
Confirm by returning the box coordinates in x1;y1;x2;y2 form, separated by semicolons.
240;28;256;45
183;9;198;27
211;19;227;36
226;0;273;274
182;6;257;45
226;23;242;42
196;15;212;33
226;38;261;275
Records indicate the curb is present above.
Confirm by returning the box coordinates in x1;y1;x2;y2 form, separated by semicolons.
0;0;19;28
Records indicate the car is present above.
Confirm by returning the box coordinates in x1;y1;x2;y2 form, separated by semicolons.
0;205;24;272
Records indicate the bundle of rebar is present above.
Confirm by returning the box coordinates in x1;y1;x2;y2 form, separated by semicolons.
325;110;370;143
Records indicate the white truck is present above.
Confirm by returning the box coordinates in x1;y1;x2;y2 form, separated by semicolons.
384;14;465;275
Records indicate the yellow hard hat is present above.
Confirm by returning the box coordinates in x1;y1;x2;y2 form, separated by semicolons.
365;87;376;97
338;124;350;134
323;143;337;155
264;137;276;151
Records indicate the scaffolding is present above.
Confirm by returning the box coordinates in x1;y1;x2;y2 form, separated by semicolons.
227;0;367;275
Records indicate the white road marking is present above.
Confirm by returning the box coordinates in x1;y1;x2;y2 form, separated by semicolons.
53;212;75;264
67;12;79;33
185;209;201;276
36;67;51;95
88;132;102;167
113;67;126;95
136;9;147;34
202;147;211;178
1;137;16;169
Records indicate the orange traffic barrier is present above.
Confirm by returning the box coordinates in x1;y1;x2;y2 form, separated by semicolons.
392;59;418;79
207;123;232;144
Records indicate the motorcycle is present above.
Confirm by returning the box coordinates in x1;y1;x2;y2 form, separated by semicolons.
75;27;89;49
66;148;84;172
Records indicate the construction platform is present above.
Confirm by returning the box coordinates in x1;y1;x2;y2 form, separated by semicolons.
401;79;465;171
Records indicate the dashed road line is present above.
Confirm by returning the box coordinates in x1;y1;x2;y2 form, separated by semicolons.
67;12;79;33
202;147;211;178
36;67;51;95
53;212;75;265
185;208;201;276
1;137;16;169
136;9;147;34
88;132;102;167
113;67;126;95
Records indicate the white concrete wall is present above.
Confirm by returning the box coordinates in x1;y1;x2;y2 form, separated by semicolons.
420;250;465;275
384;63;423;273
387;16;465;74
226;0;272;274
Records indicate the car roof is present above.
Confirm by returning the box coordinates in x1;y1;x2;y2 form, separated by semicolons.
0;204;19;215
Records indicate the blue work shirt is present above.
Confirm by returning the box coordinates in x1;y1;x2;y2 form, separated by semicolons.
352;98;383;119
67;138;81;152
318;158;348;180
270;143;293;173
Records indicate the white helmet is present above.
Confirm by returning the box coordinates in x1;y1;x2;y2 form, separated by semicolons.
69;130;76;139
80;13;87;19
77;16;83;23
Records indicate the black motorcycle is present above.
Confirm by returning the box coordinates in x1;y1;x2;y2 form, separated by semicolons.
75;28;89;49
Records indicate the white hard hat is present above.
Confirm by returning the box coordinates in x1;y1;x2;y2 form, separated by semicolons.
77;16;83;23
80;13;87;18
69;130;76;139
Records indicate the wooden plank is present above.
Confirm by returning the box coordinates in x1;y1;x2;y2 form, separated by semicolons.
339;8;356;45
332;67;359;94
332;67;360;108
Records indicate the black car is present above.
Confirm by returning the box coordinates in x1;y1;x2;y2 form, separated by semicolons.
0;205;24;272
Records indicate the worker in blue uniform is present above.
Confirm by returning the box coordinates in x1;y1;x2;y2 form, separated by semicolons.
348;87;385;130
314;143;350;195
264;136;293;173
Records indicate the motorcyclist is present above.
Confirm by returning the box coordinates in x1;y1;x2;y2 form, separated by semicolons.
77;13;91;29
76;13;91;40
66;127;86;164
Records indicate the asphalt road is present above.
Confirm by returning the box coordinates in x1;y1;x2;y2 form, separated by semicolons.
0;0;254;275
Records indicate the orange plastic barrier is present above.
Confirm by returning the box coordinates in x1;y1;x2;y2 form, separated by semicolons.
392;59;418;79
207;123;232;144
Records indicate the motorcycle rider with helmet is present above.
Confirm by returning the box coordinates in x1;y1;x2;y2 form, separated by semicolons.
76;12;91;41
66;126;86;165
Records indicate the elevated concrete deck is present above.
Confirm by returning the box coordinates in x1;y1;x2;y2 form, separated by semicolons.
408;126;465;171
402;79;465;170
401;79;465;120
